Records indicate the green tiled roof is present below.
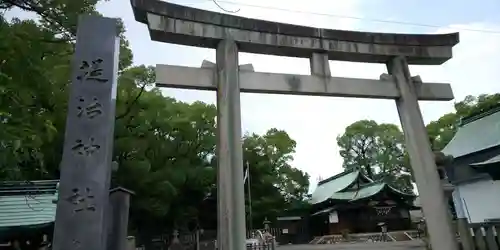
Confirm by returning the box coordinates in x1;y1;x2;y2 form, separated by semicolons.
442;108;500;158
311;170;414;205
334;182;413;201
330;182;385;201
311;171;360;204
0;180;58;230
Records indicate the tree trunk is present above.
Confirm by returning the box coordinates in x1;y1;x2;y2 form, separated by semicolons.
364;165;374;179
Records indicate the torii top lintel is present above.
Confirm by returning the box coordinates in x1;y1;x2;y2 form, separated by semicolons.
130;0;459;65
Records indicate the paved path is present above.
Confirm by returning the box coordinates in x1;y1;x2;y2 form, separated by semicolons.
277;241;425;250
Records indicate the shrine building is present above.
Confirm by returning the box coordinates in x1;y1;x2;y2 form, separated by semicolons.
309;169;418;235
0;180;58;249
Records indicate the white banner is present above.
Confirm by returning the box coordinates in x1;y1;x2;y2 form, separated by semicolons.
329;211;339;223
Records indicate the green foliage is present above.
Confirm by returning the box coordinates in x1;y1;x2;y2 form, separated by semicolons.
0;16;72;180
0;0;132;179
336;120;413;192
1;0;101;37
112;69;219;231
243;129;310;225
0;2;310;240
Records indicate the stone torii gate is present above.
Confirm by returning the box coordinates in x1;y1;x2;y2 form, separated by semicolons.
130;1;460;250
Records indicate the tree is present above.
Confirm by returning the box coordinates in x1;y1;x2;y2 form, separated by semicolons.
242;128;310;226
0;10;216;238
0;0;133;70
336;120;413;192
427;93;500;151
0;16;70;180
113;83;218;239
111;66;219;237
335;94;500;194
0;1;213;239
0;1;311;243
0;0;132;180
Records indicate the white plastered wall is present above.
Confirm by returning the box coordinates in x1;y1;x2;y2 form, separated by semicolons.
453;179;500;223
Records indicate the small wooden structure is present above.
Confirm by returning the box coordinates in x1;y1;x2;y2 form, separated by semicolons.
274;216;309;244
309;170;417;236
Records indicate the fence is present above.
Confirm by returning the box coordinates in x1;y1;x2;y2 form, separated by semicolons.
154;228;279;250
246;228;281;240
245;242;276;250
462;222;500;250
310;230;420;244
248;222;500;249
414;220;500;250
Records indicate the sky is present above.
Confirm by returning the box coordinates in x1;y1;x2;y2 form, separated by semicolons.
7;0;500;191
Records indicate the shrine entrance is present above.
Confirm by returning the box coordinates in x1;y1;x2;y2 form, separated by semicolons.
50;1;461;250
129;1;460;250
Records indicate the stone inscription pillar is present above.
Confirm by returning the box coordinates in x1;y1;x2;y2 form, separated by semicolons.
52;15;120;250
216;39;246;250
387;56;458;250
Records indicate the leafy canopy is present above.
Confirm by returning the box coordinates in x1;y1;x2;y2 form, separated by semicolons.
0;1;310;240
336;120;412;193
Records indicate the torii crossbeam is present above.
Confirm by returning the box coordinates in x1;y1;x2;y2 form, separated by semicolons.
130;0;460;249
156;61;454;100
